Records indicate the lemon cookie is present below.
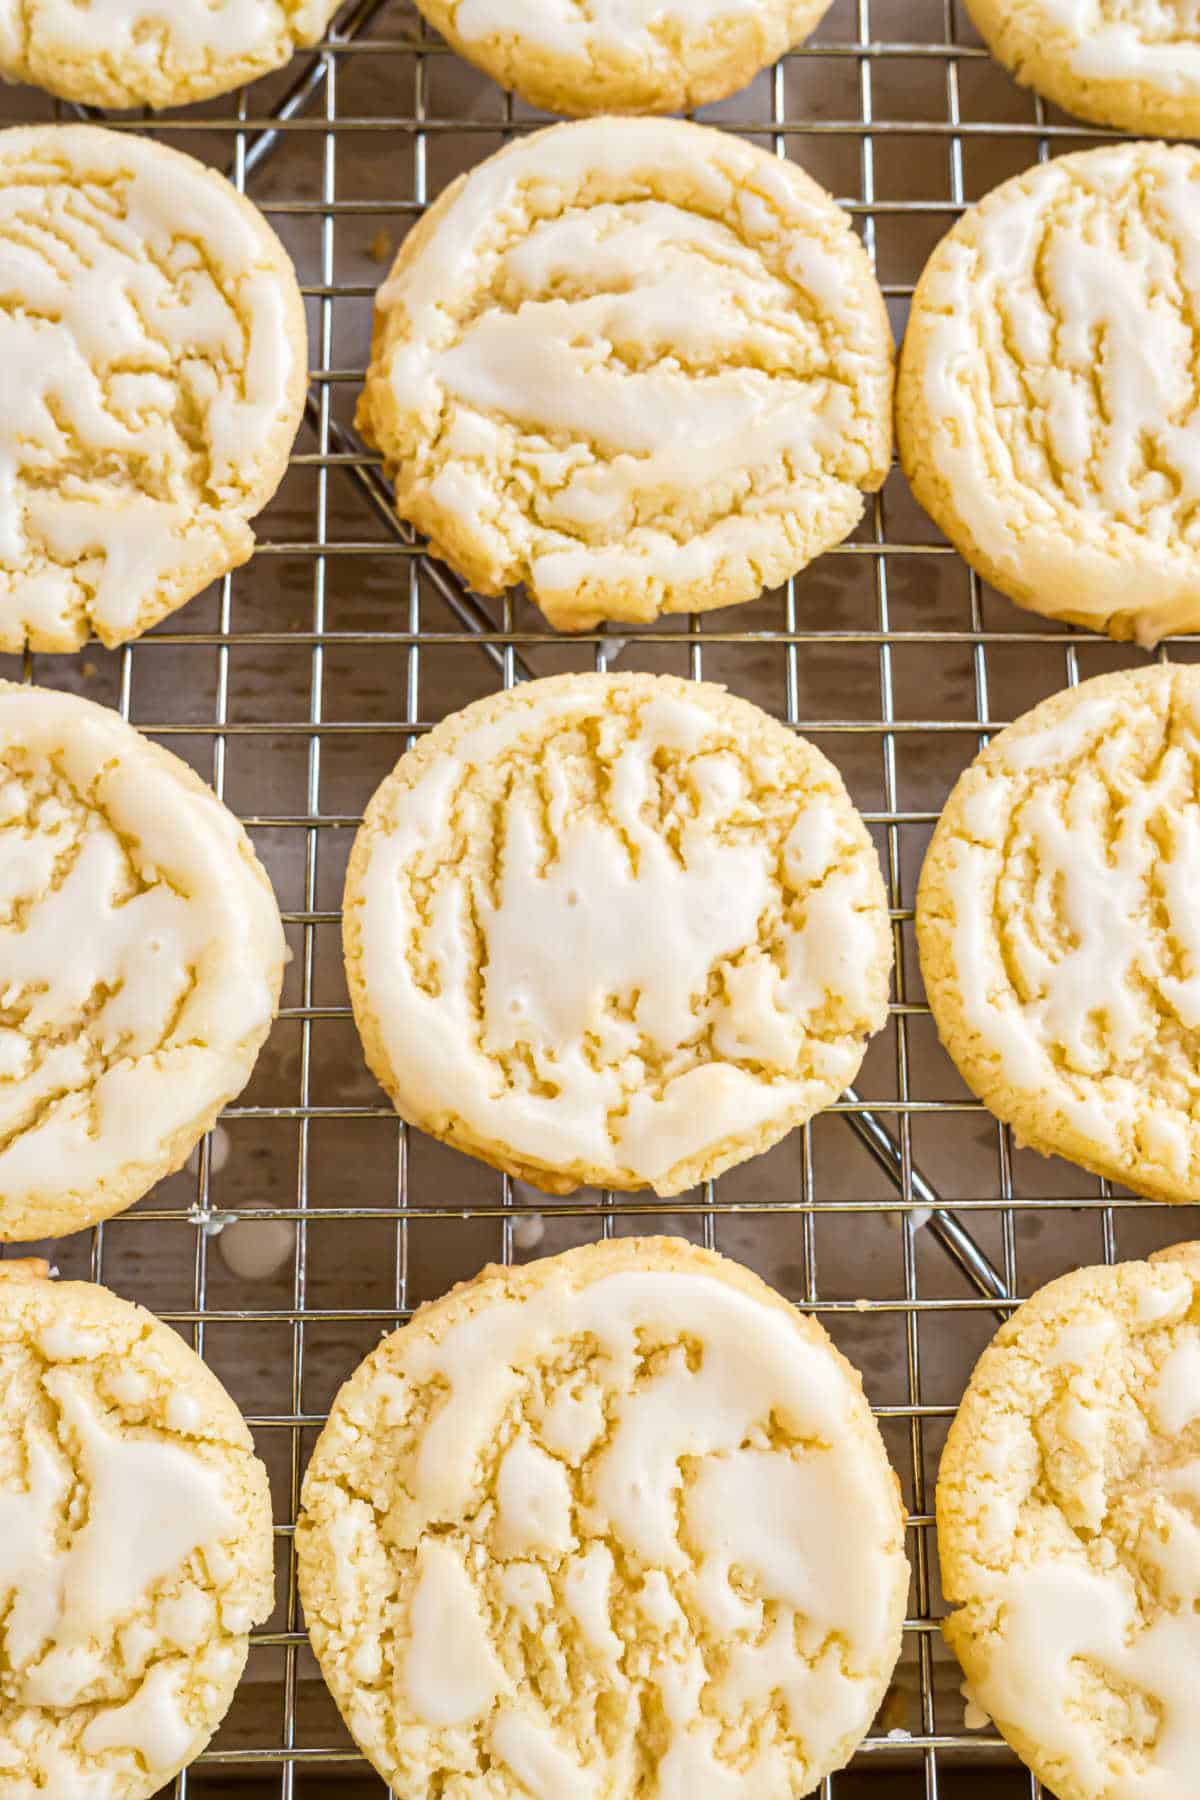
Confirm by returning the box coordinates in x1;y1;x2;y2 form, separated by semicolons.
898;143;1200;648
0;1263;274;1799
343;672;892;1197
963;0;1200;137
0;680;286;1242
357;118;893;632
916;663;1200;1204
0;124;307;653
938;1244;1200;1800
298;1236;909;1798
409;0;835;116
0;2;343;110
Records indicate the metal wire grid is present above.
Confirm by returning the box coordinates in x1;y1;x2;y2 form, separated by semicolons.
1;1;1195;1793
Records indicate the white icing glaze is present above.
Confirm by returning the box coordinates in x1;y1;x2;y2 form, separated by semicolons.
452;0;766;56
5;1744;121;1798
490;1707;600;1799
784;794;840;888
0;125;302;650
1151;1340;1200;1435
21;1643;103;1707
0;1289;266;1794
0;1370;238;1673
976;1559;1200;1794
0;1432;70;1671
218;1597;252;1636
536;1383;605;1463
562;1544;623;1668
404;1538;508;1726
365;120;890;624
636;1568;683;1629
1029;0;1200;91
303;1245;910;1800
166;1392;203;1434
942;1255;1200;1800
1044;1319;1116;1369
654;1714;801;1797
683;1448;891;1665
0;0;334;68
159;1585;214;1651
428;199;833;543
106;1368;150;1407
996;696;1124;773
1137;1274;1194;1327
303;1245;908;1797
2;829;203;1047
392;1265;906;1758
38;1323;102;1361
80;1659;194;1770
930;670;1200;1188
909;145;1200;644
353;677;887;1192
404;1273;754;1554
497;1561;553;1629
493;1435;575;1558
0;681;284;1233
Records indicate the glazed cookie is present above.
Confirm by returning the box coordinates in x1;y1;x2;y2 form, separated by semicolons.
916;664;1200;1204
0;2;344;111
0;124;307;653
898;143;1200;647
343;673;892;1197
357;118;893;631
937;1245;1200;1800
298;1237;909;1798
0;681;286;1241
963;0;1200;137
0;1264;274;1799
410;0;835;116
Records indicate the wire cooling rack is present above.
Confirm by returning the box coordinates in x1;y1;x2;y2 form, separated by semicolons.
2;1;1196;1793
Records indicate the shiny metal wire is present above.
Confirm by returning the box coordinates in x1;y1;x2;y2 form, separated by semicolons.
1;2;1188;1792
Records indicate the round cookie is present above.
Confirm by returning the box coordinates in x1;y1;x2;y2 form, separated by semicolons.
0;1263;274;1799
298;1236;909;1798
357;118;893;632
0;124;307;653
343;672;892;1198
937;1244;1200;1800
409;0;835;116
916;663;1200;1205
0;1;344;111
962;0;1200;137
898;143;1200;648
0;680;286;1242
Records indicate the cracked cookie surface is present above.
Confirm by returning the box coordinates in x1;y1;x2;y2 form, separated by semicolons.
357;118;893;632
898;144;1200;647
0;1264;274;1799
343;672;892;1198
0;680;286;1242
937;1245;1200;1800
962;0;1200;136
0;124;307;653
0;1;342;110
297;1236;909;1799
916;665;1200;1204
409;0;835;116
